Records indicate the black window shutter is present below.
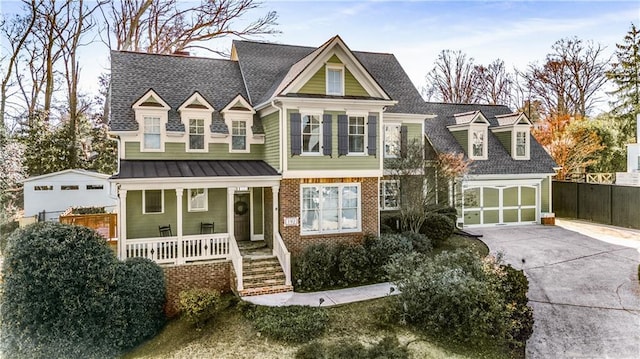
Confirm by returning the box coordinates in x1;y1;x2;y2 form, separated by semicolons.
323;114;332;156
400;125;408;158
367;115;377;156
290;113;301;156
338;114;348;156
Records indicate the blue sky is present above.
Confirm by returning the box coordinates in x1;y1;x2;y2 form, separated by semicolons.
1;0;639;111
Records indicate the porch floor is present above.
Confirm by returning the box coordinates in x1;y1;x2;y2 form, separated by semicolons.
237;240;272;258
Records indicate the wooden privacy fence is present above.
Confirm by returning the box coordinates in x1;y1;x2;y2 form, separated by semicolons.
59;211;117;240
552;181;640;230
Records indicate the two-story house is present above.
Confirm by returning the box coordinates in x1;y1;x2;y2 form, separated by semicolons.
109;35;556;298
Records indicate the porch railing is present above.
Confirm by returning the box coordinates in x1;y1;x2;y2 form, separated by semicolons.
124;233;230;265
273;232;291;286
229;235;243;291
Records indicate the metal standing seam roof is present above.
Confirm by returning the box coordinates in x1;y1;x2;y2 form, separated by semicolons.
111;160;280;179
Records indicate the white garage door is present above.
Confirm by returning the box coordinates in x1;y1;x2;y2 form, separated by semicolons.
462;185;538;226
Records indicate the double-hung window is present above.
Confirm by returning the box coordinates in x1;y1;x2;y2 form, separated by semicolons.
143;190;163;214
143;116;161;150
301;183;360;234
326;67;343;95
188;188;207;212
516;131;527;157
302;114;321;154
471;129;485;158
348;116;365;153
189;119;205;150
232;120;247;151
380;180;400;210
384;124;401;158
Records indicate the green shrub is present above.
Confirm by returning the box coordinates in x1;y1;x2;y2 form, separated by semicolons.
364;233;413;281
325;340;368;358
245;305;329;343
366;336;409;359
497;265;534;348
338;245;371;283
386;250;514;347
431;205;458;224
295;341;327;359
401;231;433;254
0;222;166;358
380;212;401;233
420;213;455;243
294;243;338;291
179;288;221;329
0;220;18;252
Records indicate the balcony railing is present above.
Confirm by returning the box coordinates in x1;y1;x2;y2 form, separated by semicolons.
124;233;230;265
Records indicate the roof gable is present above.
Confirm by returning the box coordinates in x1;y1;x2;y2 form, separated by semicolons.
133;89;170;110
494;112;532;127
178;91;214;112
22;169;110;183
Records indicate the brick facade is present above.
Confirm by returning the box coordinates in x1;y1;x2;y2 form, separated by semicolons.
279;177;379;255
162;261;231;317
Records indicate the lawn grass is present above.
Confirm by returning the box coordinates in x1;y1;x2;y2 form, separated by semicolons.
432;232;490;257
125;296;515;359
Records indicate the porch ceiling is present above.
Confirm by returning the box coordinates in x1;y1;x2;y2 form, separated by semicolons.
111;160;280;179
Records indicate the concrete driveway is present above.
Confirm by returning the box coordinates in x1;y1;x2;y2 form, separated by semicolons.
469;220;640;359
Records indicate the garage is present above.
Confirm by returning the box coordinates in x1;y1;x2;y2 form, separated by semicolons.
462;184;538;226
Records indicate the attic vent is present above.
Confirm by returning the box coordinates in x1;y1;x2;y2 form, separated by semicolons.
140;95;163;107
173;50;190;56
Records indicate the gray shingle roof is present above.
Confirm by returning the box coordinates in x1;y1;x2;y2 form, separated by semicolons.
232;40;428;113
111;160;279;179
423;102;557;175
110;51;248;132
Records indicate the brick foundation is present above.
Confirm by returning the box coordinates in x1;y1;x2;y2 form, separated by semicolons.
279;177;379;256
162;261;231;317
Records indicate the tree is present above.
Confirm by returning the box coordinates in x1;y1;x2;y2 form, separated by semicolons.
105;0;279;55
607;22;640;141
521;37;609;118
474;59;514;107
385;139;471;232
0;139;26;228
425;50;478;103
532;114;604;180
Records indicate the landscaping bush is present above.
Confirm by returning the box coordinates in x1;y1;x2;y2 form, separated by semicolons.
0;222;166;358
244;305;329;343
364;233;413;279
420;212;455;244
385;249;530;347
294;243;338;291
380;212;401;233
497;264;534;349
179;288;222;330
431;205;458;224
401;231;433;254
338;244;371;283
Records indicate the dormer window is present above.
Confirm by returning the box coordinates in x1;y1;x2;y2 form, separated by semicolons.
326;65;344;95
143;116;161;150
492;112;532;160
179;92;214;152
132;89;170;152
516;131;527;157
231;120;247;151
189;118;205;150
472;129;485;158
447;111;489;160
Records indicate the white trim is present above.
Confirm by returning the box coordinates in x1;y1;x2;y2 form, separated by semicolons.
283;169;382;179
326;63;345;96
300;182;362;235
347;114;367;155
20;169;110;183
140;114;166;152
383;123;401;159
384;113;436;122
461;183;539;226
230;119;250;153
132;89;170;110
465;173;553;181
275;96;397;109
178;92;214;112
116;176;282;191
142;189;164;214
187;188;208;212
468;125;488;160
186;117;208;152
300;112;323;155
221;94;255;114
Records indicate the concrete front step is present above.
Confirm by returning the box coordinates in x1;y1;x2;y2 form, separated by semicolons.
240;255;288;293
239;284;293;297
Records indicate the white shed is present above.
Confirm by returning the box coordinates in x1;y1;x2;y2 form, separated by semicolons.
22;169;117;221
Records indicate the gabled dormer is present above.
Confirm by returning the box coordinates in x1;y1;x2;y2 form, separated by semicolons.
447;111;489;160
491;112;532;160
220;94;262;153
178;92;214;152
274;35;391;101
132;89;171;152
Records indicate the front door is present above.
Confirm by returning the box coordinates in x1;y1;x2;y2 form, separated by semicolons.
234;193;251;241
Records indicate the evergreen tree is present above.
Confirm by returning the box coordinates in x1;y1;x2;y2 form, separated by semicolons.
608;23;640;140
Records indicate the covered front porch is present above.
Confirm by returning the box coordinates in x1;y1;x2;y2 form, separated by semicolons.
111;160;292;293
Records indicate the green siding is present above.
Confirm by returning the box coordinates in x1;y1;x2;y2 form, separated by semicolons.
541;177;550;212
298;65;369;97
127;190;178;239
181;188;228;235
262;111;280;170
124;142;265;160
327;54;342;63
252;187;263;235
495;131;512;155
451;130;468;154
405;123;423;142
287;110;380;171
126;189;228;239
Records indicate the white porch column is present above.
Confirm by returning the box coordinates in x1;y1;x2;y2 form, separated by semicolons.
176;188;184;264
227;187;235;239
118;189;127;260
272;185;280;240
